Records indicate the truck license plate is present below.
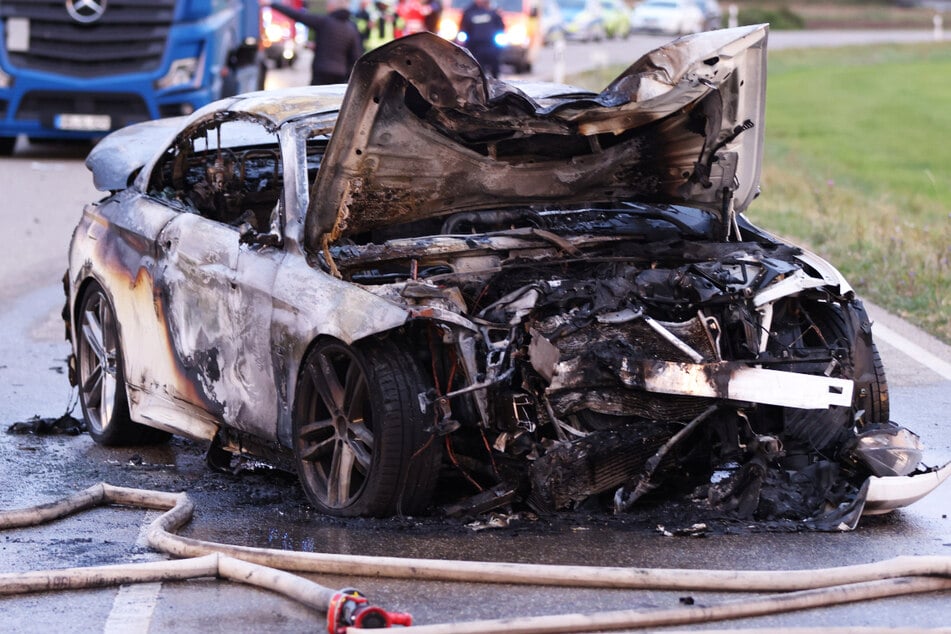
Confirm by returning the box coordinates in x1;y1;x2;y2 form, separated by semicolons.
54;114;112;131
7;17;30;52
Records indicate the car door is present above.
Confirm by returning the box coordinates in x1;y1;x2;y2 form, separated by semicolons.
155;214;282;438
143;114;286;440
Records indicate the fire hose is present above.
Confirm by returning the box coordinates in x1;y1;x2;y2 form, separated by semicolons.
2;482;950;632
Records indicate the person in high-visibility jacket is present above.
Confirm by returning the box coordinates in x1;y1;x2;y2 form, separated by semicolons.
353;0;372;45
365;0;401;50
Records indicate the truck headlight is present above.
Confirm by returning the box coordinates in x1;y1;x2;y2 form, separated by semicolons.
155;57;202;91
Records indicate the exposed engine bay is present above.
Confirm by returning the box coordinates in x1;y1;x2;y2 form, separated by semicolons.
323;203;924;529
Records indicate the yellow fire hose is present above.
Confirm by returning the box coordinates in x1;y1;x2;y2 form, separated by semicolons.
2;483;950;632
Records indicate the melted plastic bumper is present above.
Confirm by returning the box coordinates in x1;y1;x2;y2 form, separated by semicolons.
863;461;951;515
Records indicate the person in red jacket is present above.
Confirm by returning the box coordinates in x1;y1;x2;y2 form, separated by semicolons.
396;0;427;35
266;0;364;85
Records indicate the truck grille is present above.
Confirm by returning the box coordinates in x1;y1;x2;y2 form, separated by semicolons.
16;91;151;129
1;0;177;78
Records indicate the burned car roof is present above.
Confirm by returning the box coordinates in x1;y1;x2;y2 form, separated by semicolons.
306;26;766;247
87;86;348;192
89;27;766;240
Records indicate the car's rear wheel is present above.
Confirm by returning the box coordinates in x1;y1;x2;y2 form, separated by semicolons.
293;338;441;517
76;281;170;445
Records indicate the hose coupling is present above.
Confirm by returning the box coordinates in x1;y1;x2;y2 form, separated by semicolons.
327;588;413;632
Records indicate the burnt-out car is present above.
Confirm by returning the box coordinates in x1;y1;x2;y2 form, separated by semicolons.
65;26;949;526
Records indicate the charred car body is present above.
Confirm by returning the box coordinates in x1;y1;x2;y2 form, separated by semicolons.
66;27;950;526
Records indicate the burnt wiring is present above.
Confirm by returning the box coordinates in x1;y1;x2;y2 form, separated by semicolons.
445;435;484;493
614;405;720;513
479;426;501;482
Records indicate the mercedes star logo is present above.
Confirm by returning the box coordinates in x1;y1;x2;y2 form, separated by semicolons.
66;0;107;24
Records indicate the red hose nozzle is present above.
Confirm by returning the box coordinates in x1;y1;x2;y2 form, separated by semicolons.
327;588;413;633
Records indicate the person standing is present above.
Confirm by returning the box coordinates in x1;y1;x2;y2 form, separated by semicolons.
353;0;373;45
396;0;427;35
365;0;400;50
422;0;443;33
267;0;364;85
459;0;505;78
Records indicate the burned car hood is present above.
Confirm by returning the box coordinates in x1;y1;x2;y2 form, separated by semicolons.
306;25;767;248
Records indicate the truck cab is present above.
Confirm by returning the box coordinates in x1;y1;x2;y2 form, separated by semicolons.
0;0;262;155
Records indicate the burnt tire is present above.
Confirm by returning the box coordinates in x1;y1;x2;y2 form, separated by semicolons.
866;341;889;423
809;302;889;423
776;301;890;453
293;337;441;517
76;282;170;446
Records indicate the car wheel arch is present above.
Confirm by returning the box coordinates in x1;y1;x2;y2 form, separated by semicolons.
71;273;149;398
72;276;132;391
73;277;170;445
286;328;420;423
71;275;113;348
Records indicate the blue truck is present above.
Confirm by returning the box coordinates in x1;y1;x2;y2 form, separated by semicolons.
0;0;263;155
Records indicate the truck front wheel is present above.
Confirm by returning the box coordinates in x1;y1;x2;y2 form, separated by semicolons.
0;136;16;156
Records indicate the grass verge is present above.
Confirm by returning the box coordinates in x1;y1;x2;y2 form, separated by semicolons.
733;1;944;30
569;42;951;343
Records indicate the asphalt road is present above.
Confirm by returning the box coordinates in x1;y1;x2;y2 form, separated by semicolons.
1;30;950;633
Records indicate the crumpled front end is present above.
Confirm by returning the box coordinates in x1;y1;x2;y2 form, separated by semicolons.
300;26;948;528
327;203;945;529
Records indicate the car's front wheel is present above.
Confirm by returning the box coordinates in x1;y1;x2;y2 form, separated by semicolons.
293;338;441;517
76;281;170;445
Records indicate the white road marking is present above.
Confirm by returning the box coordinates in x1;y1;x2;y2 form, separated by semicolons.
103;582;162;634
103;510;162;634
872;321;951;382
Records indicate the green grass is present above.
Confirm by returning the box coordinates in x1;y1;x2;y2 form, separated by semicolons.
731;1;941;29
569;43;951;343
757;44;951;342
